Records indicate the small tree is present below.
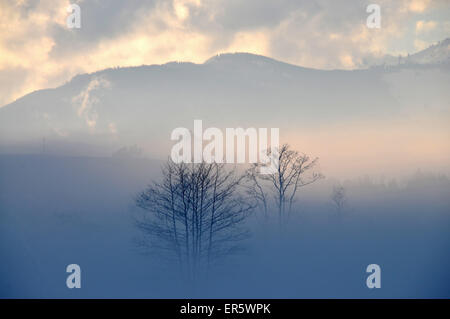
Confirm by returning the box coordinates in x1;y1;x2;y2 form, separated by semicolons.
247;144;323;227
135;160;255;281
331;184;346;217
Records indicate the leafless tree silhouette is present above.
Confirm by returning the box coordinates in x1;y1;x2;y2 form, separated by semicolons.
135;160;255;281
245;168;268;219
331;184;346;217
247;144;323;227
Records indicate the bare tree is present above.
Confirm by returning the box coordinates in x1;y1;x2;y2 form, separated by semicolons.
331;184;346;217
245;168;268;219
248;144;323;227
135;160;255;281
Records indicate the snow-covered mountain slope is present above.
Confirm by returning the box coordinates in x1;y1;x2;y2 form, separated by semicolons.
0;51;449;161
409;38;450;65
361;38;450;68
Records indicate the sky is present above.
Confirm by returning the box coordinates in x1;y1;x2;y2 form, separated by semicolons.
0;0;449;107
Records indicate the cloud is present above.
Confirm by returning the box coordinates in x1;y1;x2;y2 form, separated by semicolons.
414;39;429;50
0;0;449;107
416;20;437;33
408;0;432;13
108;122;118;134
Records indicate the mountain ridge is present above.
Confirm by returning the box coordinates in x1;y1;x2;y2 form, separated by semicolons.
3;39;449;109
361;38;450;68
0;40;449;164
